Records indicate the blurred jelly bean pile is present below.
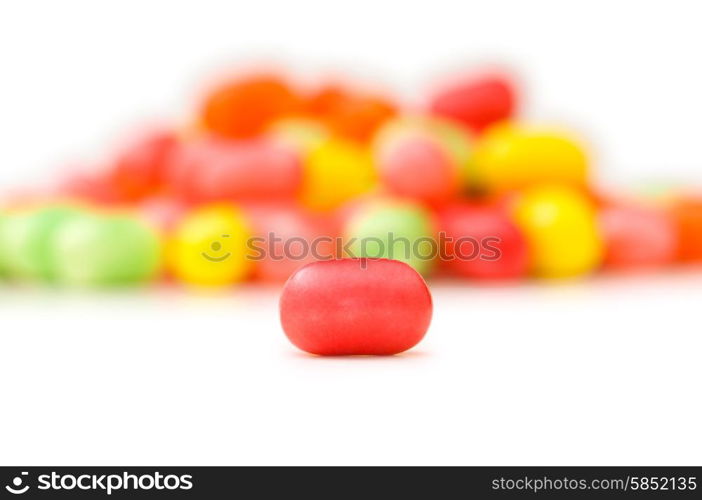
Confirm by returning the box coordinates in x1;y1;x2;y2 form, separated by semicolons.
2;66;702;288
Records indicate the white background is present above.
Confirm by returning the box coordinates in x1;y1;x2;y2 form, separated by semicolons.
0;0;701;465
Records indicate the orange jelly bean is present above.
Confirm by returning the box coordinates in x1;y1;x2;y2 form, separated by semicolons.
201;74;300;139
672;197;702;261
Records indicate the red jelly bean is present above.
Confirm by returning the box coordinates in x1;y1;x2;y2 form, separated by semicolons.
429;73;516;133
280;258;432;355
167;137;301;203
437;202;529;280
109;130;179;201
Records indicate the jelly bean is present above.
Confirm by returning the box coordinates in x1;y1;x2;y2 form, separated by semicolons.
376;135;456;204
0;205;83;282
109;130;179;201
52;211;162;286
428;73;516;133
305;84;396;142
512;185;603;278
374;117;470;204
671;196;702;261
167;204;251;286
300;138;376;211
243;203;336;282
344;198;436;275
279;258;432;355
472;124;589;193
167;137;302;203
600;202;677;270
437;202;528;280
200;74;300;139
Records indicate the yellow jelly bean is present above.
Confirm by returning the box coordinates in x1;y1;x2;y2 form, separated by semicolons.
513;185;603;278
300;138;376;211
472;124;589;193
168;204;252;286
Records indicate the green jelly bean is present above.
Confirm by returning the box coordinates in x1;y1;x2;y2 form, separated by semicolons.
344;199;437;275
53;212;162;287
0;205;83;282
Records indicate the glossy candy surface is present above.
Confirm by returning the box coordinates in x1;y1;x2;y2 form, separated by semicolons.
344;199;436;275
168;204;251;286
472;124;588;193
280;258;432;355
53;212;162;286
438;202;528;280
513;185;603;278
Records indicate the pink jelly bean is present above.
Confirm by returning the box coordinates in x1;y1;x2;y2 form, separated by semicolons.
167;137;302;202
377;134;459;204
